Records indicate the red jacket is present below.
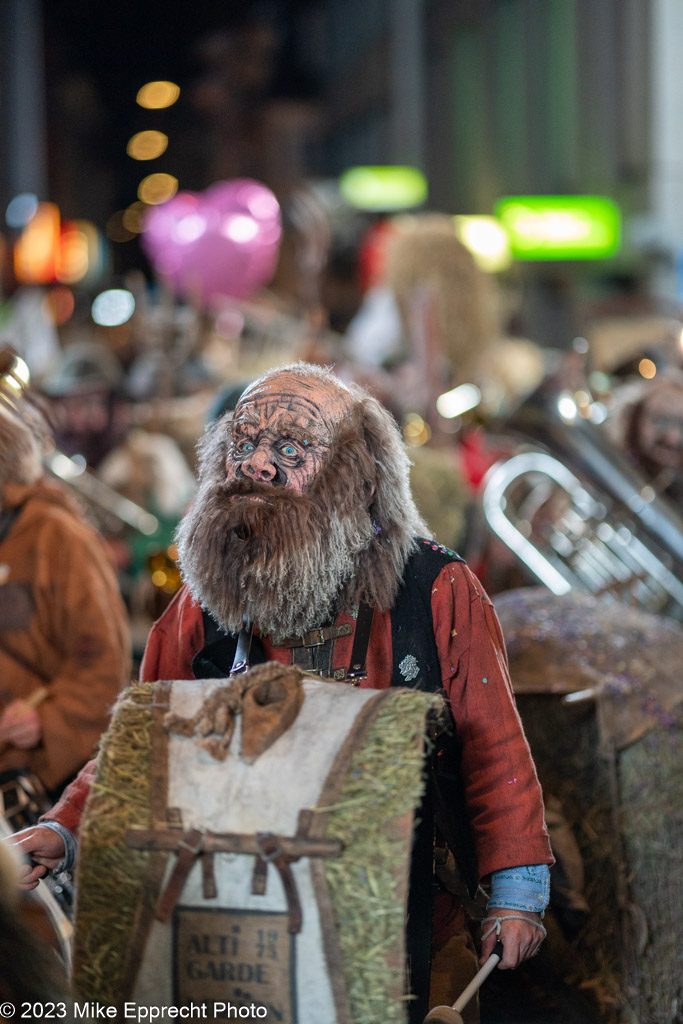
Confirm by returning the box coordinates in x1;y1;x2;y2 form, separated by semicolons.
46;558;550;878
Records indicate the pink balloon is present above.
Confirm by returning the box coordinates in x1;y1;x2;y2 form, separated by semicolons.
141;180;282;307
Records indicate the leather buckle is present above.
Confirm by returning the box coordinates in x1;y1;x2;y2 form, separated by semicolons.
256;832;283;862
306;628;327;647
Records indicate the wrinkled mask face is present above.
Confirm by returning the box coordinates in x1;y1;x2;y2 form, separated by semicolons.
225;372;352;494
176;370;375;638
639;387;683;472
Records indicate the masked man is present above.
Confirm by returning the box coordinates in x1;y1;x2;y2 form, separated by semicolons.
0;399;130;796
14;364;552;1014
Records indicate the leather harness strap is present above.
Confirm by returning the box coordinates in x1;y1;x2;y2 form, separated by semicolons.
281;622;352;648
155;827;205;923
288;600;374;682
138;825;340;933
290;637;335;677
255;832;303;934
345;600;374;684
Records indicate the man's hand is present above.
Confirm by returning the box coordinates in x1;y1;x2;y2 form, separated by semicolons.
480;908;545;969
6;827;65;890
0;699;42;748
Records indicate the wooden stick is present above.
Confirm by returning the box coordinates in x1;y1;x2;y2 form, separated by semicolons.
0;686;49;757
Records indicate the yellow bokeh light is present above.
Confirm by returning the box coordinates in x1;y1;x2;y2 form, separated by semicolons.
106;211;136;243
138;173;178;205
403;413;431;447
136;81;180;110
122;202;148;234
127;130;168;161
638;358;657;379
151;570;168;587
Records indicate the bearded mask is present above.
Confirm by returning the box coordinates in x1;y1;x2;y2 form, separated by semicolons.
175;365;429;640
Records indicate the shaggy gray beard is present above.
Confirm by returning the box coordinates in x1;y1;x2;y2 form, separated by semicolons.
176;399;430;642
175;475;375;641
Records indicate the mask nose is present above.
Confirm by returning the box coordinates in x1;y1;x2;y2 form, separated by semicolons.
241;446;277;482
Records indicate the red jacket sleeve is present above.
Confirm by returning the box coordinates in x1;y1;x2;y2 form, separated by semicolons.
40;757;97;837
432;562;553;878
139;586;204;683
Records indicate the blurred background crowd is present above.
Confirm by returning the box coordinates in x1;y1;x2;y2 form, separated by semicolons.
2;0;682;658
1;3;682;1022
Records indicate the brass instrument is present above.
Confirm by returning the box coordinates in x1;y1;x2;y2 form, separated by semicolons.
482;378;683;619
44;449;159;536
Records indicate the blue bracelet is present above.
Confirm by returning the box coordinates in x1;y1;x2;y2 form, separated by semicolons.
37;821;78;874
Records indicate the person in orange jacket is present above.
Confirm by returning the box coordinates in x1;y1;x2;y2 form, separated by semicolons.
0;399;131;796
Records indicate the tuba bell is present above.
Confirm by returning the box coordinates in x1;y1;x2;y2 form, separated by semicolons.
481;376;683;619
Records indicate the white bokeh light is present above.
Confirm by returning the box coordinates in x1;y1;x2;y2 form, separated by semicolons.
91;289;135;327
221;215;259;243
436;383;482;419
6;193;39;228
557;394;578;422
173;214;207;244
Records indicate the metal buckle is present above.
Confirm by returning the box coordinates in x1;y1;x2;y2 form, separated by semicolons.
303;627;327;647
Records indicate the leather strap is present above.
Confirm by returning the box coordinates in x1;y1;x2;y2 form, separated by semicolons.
155;827;205;922
251;855;269;896
291;638;334;677
345;601;374;684
281;622;352;648
256;832;302;935
201;852;217;900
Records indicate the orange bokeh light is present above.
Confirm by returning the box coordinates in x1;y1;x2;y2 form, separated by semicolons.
13;202;60;284
43;286;75;325
56;221;89;284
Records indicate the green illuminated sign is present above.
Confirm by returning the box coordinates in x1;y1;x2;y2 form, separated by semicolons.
339;166;428;211
494;195;620;259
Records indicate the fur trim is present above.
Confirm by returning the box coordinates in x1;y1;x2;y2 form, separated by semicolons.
0;406;44;491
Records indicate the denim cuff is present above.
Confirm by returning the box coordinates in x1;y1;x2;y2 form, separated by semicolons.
487;863;550;915
39;821;78;873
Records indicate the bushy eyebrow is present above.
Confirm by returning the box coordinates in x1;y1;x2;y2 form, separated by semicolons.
275;422;319;442
232;414;326;442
